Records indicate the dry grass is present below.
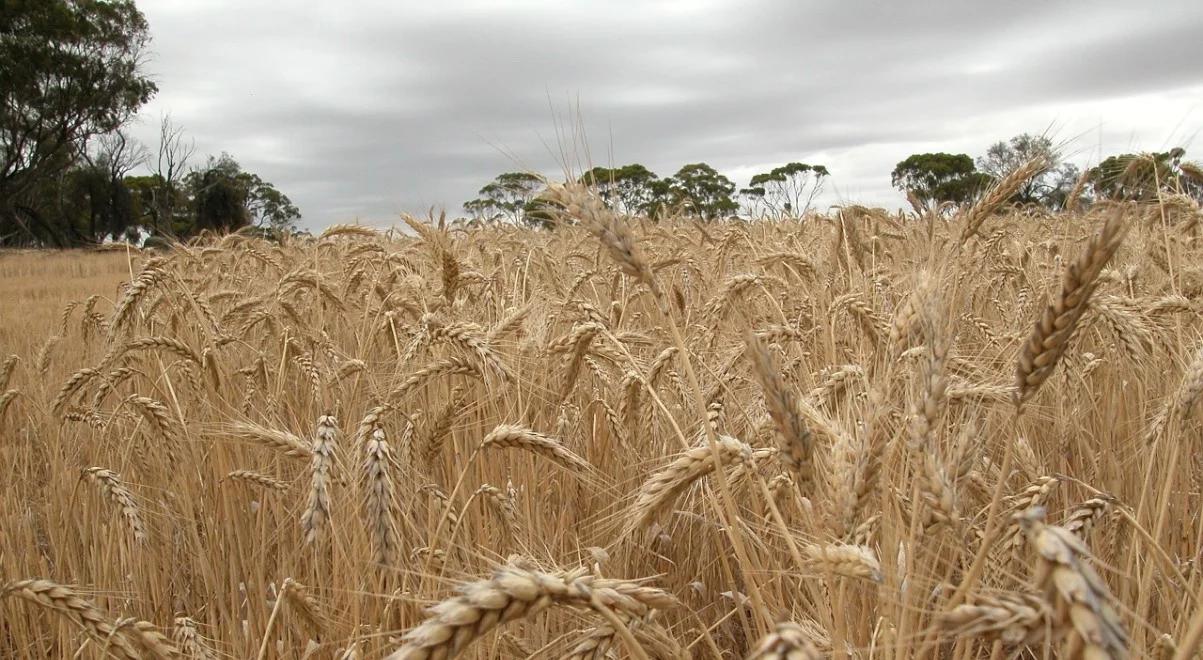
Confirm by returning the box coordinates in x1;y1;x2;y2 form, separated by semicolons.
2;199;1203;658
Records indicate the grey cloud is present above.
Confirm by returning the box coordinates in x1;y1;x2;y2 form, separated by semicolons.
131;0;1203;229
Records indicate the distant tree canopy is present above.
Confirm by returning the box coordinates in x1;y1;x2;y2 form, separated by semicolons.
520;193;558;230
579;164;660;215
470;142;1203;226
185;154;299;234
463;171;543;224
470;160;836;225
667;163;738;220
740;162;829;217
891;153;991;208
1087;148;1203;202
1;0;157;246
977;133;1080;209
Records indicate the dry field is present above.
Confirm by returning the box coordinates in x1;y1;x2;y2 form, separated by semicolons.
2;181;1203;659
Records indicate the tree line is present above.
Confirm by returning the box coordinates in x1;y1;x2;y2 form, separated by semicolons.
468;134;1203;227
464;161;830;226
1;1;299;248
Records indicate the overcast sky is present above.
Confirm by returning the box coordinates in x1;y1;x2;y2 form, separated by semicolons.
127;0;1203;230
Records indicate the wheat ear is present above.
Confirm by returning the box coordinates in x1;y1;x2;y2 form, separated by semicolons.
1018;507;1129;659
385;563;676;660
301;415;338;545
745;333;815;491
747;621;823;659
82;467;147;543
362;427;400;565
627;434;752;533
1014;211;1128;407
225;470;289;491
961;155;1049;243
1;579;144;659
172;616;216;659
939;591;1050;648
481;424;592;473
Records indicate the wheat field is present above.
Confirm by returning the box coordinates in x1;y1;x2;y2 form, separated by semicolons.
2;182;1203;659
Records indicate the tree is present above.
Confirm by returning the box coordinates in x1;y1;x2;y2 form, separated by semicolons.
579;164;660;215
977;134;1078;208
189;155;248;233
739;184;768;218
668;163;738;220
741;162;830;217
463;197;499;223
144;114;196;234
463;172;543;224
79;129;144;240
891;153;990;208
244;172;301;233
643;179;676;219
1087;148;1193;202
520;193;558;230
1;0;157;246
184;153;299;236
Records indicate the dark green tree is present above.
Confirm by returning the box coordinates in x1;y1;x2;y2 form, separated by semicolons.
977;134;1078;208
78;129;143;241
668;163;738;220
1;0;157;246
463;172;543;224
520;192;558;230
741;162;829;217
189;155;248;233
642;179;676;219
1088;148;1191;202
891;153;991;207
579;164;660;215
184;153;299;236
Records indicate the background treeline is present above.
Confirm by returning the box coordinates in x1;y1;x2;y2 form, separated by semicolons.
465;136;1203;227
5;1;1203;246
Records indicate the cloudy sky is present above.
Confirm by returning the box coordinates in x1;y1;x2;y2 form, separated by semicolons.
127;0;1203;230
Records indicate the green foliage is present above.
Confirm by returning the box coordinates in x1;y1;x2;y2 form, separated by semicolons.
579;164;660;215
741;162;829;217
668;163;738;220
188;155;249;233
891;153;990;207
125;173;188;234
1087;148;1194;202
464;171;543;224
184;153;299;235
520;194;558;230
1;0;157;246
977;134;1079;209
